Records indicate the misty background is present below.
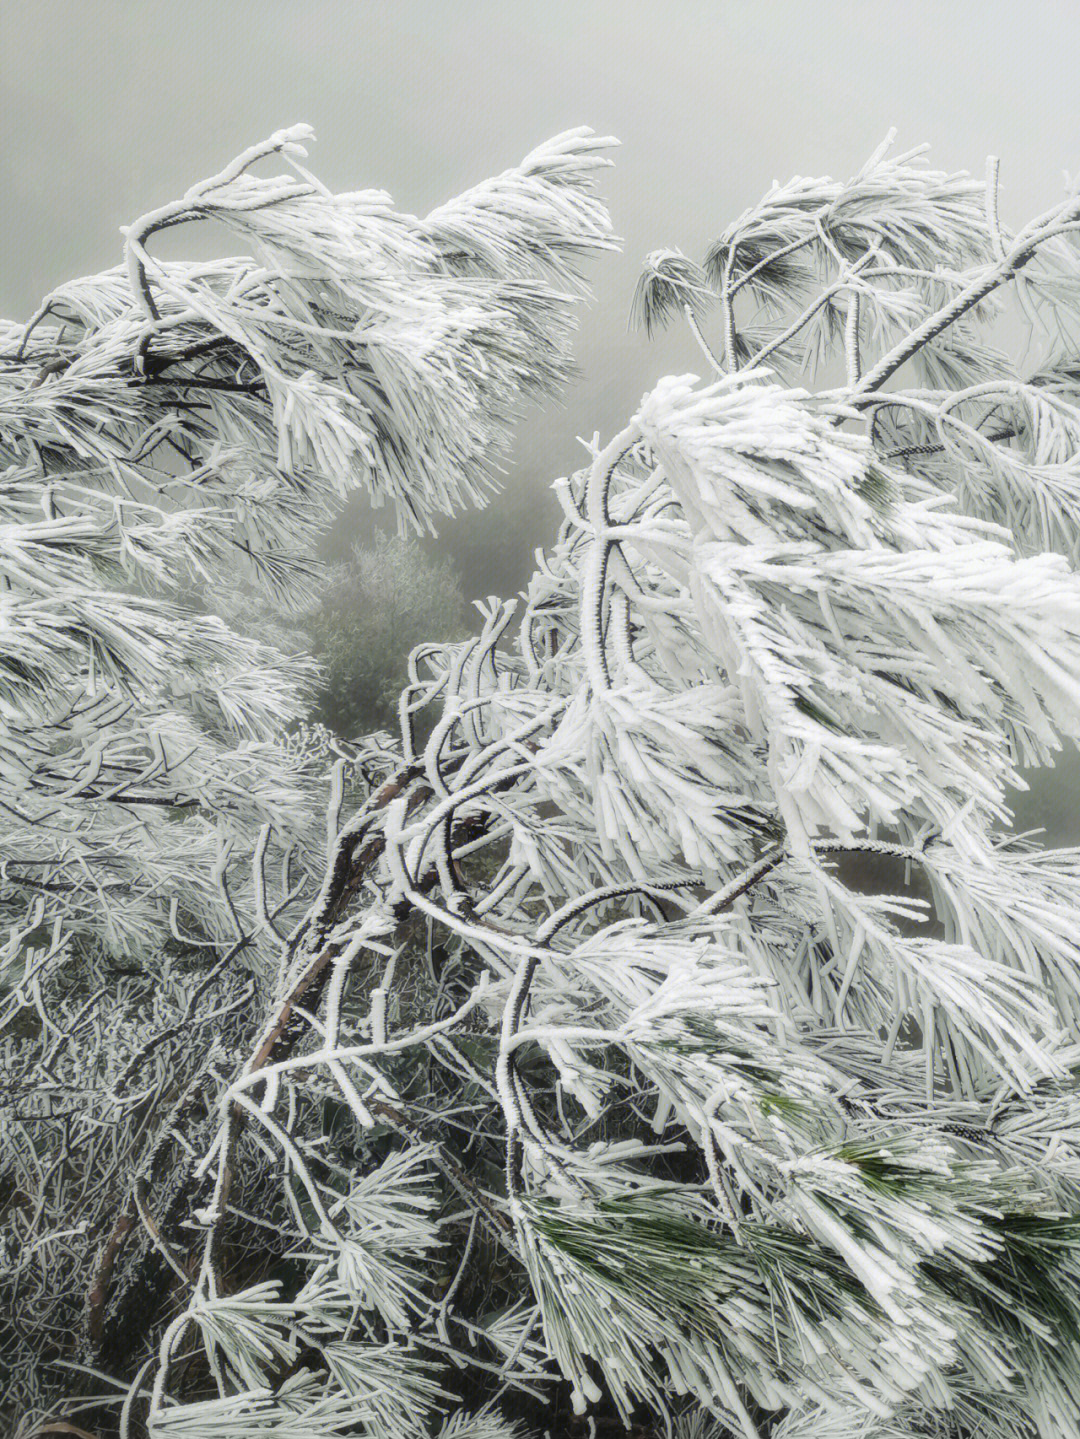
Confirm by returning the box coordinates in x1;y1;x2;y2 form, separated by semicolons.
4;0;1080;838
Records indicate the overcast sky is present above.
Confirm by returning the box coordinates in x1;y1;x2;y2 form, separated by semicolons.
5;0;1080;834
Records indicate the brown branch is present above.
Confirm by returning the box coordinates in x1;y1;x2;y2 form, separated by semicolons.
27;1424;100;1439
28;357;71;388
84;1203;136;1348
133;374;267;395
247;770;429;1077
137;334;238;375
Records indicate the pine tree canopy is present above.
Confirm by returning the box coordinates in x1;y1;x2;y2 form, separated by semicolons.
6;124;1080;1439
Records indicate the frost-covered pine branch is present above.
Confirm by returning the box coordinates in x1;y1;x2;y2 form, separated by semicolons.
0;123;616;1432
12;127;1080;1439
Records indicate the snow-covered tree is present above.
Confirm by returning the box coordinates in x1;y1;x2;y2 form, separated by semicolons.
11;124;1080;1439
309;533;471;737
230;531;472;740
0;124;617;1431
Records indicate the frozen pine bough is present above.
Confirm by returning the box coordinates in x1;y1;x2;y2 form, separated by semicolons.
0;124;617;1430
7;128;1080;1439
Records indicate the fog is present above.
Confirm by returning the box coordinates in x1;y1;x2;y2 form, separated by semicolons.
4;0;1080;837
